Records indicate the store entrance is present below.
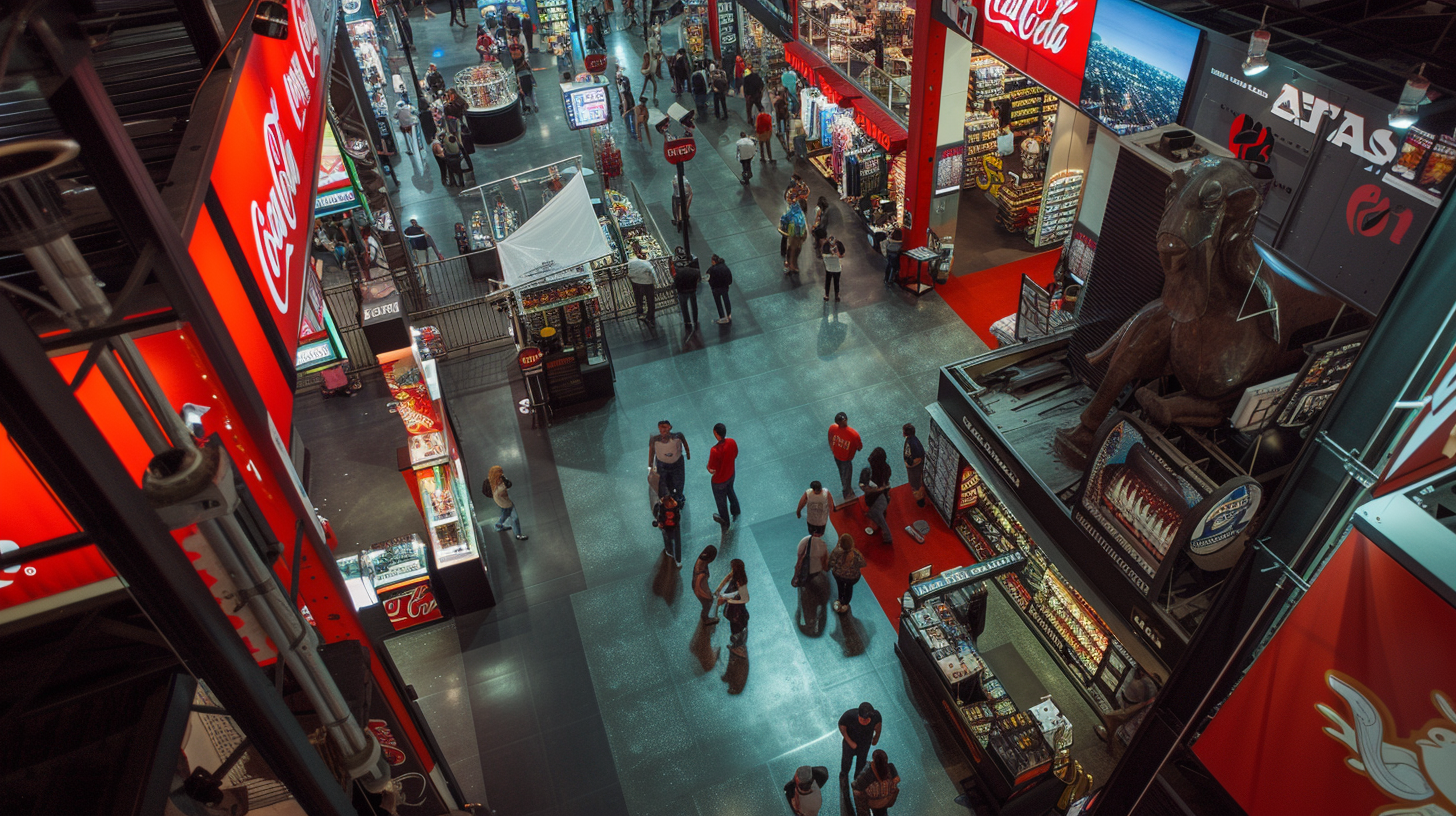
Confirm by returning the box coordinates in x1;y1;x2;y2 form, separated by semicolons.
956;46;1091;276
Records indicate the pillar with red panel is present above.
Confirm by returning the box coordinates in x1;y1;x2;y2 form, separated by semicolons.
901;6;973;278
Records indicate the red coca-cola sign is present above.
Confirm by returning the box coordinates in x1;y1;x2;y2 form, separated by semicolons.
664;138;697;164
381;581;442;630
518;346;544;373
976;0;1096;102
584;53;607;74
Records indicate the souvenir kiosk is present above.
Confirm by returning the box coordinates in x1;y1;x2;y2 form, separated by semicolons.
454;63;526;144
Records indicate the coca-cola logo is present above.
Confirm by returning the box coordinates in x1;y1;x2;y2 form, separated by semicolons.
984;0;1081;54
367;718;408;765
252;92;302;317
384;584;439;624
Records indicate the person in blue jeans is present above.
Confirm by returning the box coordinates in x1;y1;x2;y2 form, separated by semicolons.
649;420;691;505
653;493;682;567
707;422;741;531
486;466;527;540
673;248;701;330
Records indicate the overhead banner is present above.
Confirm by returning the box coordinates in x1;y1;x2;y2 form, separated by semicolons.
974;0;1096;103
1193;528;1456;816
187;0;330;434
1183;32;1437;314
496;174;612;287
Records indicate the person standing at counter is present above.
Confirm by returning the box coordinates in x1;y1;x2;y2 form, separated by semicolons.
715;558;750;657
852;750;900;815
838;702;882;779
827;534;866;614
486;466;528;540
1096;666;1159;758
828;413;863;499
649;420;691;504
903;424;925;507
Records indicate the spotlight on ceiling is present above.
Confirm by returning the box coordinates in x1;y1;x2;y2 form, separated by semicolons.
1389;74;1430;129
1241;29;1271;76
252;0;290;40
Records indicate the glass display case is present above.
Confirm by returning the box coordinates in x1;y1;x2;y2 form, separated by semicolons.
415;459;481;568
365;535;444;632
454;63;520;112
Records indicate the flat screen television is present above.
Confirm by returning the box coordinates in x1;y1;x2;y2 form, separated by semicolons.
562;83;612;130
1079;0;1201;135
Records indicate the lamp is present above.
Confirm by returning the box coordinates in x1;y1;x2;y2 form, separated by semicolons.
252;0;290;40
1389;73;1430;129
1241;29;1271;76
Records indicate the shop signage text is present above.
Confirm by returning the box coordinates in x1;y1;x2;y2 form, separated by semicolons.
518;346;544;373
969;0;1095;101
984;0;1079;54
584;53;607;74
664;138;697;164
1268;84;1399;166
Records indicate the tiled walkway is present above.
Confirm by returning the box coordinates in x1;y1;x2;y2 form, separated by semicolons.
297;7;1018;814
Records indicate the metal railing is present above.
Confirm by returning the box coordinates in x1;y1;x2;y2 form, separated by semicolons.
796;15;910;124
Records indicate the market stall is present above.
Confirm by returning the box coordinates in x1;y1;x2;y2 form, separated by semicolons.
454;62;526;145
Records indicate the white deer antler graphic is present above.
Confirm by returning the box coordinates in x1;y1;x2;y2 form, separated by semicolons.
1318;674;1434;802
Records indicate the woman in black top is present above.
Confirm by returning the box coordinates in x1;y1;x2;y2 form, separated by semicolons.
715;558;750;656
706;254;733;325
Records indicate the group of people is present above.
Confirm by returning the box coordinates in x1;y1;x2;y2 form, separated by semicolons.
779;702;901;815
827;415;927;546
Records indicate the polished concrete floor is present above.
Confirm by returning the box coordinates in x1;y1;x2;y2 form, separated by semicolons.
292;7;1129;814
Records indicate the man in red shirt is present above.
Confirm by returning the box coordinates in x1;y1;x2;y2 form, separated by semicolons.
707;422;741;530
828;412;863;499
755;110;775;163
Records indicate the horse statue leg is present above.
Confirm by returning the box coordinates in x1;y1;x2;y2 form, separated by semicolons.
1055;300;1173;467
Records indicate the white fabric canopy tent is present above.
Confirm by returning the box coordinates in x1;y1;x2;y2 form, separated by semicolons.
496;173;612;288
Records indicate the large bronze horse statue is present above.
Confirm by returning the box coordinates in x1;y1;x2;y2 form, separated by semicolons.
1055;157;1342;466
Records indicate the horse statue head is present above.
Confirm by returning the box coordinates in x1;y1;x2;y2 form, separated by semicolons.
1156;157;1264;325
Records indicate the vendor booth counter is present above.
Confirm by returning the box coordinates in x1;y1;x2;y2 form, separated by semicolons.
455;63;526;145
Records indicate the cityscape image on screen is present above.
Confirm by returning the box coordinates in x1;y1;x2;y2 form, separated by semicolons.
1079;0;1201;135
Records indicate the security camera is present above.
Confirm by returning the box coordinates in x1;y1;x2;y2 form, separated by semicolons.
666;102;696;133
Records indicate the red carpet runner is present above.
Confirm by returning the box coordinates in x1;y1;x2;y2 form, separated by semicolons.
936;248;1061;347
832;485;972;628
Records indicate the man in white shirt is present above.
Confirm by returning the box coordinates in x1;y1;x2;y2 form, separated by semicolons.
735;131;756;184
796;480;831;536
393;100;419;154
649;420;691;504
626;245;657;324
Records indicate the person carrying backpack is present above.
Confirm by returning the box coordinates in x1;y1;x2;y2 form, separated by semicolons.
852;750;900;815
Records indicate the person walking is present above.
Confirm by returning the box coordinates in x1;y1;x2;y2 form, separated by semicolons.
736;131;756;184
617;68;636;137
828;412;863;499
403;219;443;265
690;62;709;113
755;108;775;162
715;558;751;657
773;88;790;143
653;493;683;566
709;62;729;120
811;196;829;256
448;0;468;27
640;52;659;101
518;68;537;113
707;422;741;530
860;447;893;545
649;420;691;504
673;248;701;330
780;201;806;274
883;227;903;285
442;129;466;186
796;480;831;536
742;66;765;118
425;63;447;97
523;14;536;51
838;702;882;780
827;533;866;614
822;236;844;301
692;545;719;623
852;750;900;816
430;136;448;184
707;254;732;324
627;245;657;323
792;532;829;590
784;765;829;816
671;48;690;95
486;466;528;540
903;423;926;507
732;53;746;95
394;100;419;153
634;96;652;144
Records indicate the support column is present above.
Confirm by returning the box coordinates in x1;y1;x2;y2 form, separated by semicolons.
902;20;971;265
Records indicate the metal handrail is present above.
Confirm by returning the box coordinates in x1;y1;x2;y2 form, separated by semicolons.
456;155;587;195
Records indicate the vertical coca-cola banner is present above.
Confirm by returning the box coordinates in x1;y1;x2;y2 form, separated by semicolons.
1193;528;1456;815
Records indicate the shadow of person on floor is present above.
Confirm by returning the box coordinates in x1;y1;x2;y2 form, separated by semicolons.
796;572;829;637
839;774;855;815
721;650;749;693
650;553;681;603
689;619;720;674
818;307;848;357
830;607;869;657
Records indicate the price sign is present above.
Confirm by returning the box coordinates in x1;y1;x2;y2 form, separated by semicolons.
664;137;697;164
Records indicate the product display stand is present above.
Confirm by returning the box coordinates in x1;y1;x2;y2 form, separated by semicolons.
516;271;615;411
454;63;526;144
899;246;939;296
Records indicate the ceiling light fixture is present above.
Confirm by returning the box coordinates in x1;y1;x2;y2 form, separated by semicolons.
1389;71;1430;129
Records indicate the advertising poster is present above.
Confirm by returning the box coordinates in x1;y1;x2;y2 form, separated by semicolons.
379;349;442;436
1384;129;1456;205
1194;528;1456;816
1079;0;1199;134
1182;33;1437;313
